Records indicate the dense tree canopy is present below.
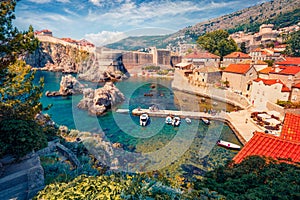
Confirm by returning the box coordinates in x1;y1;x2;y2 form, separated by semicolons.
0;0;46;158
0;119;47;158
0;0;42;120
286;30;300;57
196;30;238;57
199;156;300;200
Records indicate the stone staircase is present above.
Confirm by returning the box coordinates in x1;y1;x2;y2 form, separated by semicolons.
0;154;44;200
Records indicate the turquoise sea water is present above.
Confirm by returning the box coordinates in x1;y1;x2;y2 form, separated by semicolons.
35;71;241;176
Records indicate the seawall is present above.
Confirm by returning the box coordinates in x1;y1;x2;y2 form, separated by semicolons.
171;70;251;109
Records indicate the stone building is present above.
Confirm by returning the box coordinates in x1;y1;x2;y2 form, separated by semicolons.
269;66;300;89
183;51;220;68
222;64;257;95
222;52;252;67
291;83;300;102
188;66;221;87
250;78;290;108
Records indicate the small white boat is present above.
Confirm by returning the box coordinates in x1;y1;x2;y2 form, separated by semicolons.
185;117;192;124
172;116;181;127
213;102;218;106
165;116;173;125
217;140;241;150
201;117;210;125
140;114;149;126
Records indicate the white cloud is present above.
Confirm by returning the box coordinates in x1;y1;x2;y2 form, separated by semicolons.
89;0;102;6
28;0;51;3
57;0;70;2
86;0;236;26
28;0;70;3
85;31;127;46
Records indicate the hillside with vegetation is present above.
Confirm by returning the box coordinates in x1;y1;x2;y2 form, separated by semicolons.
106;0;300;50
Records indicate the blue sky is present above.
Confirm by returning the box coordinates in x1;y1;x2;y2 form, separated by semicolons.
14;0;269;46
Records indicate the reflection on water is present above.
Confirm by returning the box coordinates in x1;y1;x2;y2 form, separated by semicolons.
35;71;242;177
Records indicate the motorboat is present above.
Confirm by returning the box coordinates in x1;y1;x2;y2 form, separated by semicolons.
185;117;192;124
165;115;173;125
212;101;218;106
172;116;181;127
217;140;241;150
140;113;149;126
201;117;210;125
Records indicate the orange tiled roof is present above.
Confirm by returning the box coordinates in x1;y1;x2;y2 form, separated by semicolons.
293;82;300;89
275;57;300;66
224;52;252;59
280;113;300;142
272;66;300;75
251;48;263;52
253;78;290;92
185;52;220;59
223;64;251;74
259;67;275;74
233;132;300;164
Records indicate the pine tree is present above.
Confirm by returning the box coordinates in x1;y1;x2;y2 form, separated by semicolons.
0;0;43;120
0;0;47;158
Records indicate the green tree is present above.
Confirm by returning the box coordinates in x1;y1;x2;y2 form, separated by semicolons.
286;30;300;56
240;42;247;53
199;156;300;200
0;0;46;158
0;119;47;158
197;30;238;57
0;0;43;120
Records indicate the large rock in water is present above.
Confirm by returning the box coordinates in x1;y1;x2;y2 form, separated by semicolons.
46;75;84;97
78;82;125;115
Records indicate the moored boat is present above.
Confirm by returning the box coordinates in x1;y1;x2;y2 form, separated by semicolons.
201;117;210;125
217;140;241;150
165;115;173;125
140;113;149;126
185;117;192;124
172;116;181;127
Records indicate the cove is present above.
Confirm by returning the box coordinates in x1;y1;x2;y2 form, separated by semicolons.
35;71;241;177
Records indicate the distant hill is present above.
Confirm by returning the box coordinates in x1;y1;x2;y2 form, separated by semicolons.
105;0;300;50
106;35;170;51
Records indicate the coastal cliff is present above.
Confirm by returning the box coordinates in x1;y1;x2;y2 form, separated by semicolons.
26;37;128;82
26;41;90;73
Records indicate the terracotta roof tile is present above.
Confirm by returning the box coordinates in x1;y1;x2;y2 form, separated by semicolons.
223;64;252;74
275;57;300;66
293;82;300;89
281;113;300;142
272;66;300;75
259;67;275;74
253;78;290;92
233;132;300;164
185;52;220;59
224;52;252;59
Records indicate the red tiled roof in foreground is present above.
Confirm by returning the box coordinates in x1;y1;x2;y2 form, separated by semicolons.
281;113;300;142
223;64;251;74
253;78;290;92
233;132;300;164
184;52;220;59
224;51;252;59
